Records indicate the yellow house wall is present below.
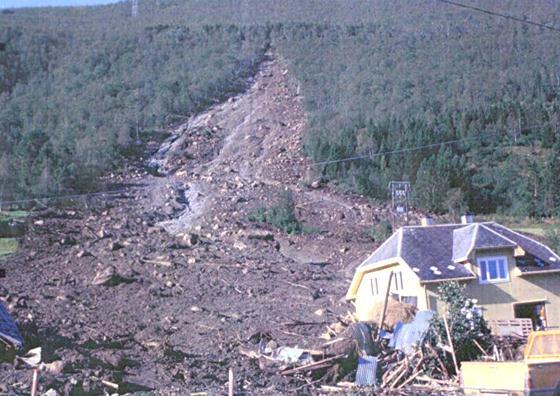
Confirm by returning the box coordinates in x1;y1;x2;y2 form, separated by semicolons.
354;261;426;321
424;247;560;327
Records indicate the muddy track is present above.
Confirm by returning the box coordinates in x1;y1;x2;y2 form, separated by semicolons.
0;53;393;395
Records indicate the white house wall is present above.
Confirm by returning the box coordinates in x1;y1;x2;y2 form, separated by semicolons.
354;261;426;321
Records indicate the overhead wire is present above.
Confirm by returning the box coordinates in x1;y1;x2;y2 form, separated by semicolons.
434;0;560;33
307;120;558;168
308;134;489;167
0;188;134;206
2;123;555;204
3;1;558;203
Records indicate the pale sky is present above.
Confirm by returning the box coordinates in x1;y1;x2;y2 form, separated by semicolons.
0;0;123;8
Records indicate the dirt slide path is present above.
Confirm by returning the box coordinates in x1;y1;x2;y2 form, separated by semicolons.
0;53;385;394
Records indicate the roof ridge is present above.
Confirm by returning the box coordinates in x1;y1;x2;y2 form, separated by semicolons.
397;228;403;258
468;223;479;258
402;223;463;229
489;222;560;260
479;223;517;246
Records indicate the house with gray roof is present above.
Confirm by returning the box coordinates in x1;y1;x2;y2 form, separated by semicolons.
346;216;560;329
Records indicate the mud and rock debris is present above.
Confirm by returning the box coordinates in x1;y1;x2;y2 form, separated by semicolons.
0;54;416;394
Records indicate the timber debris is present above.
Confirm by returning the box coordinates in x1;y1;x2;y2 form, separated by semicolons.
240;296;526;394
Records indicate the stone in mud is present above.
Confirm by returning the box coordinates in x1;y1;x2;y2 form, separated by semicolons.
91;266;132;287
310;180;321;189
243;229;274;241
182;233;199;247
41;360;64;375
60;237;77;246
76;250;92;258
97;229;111;239
93;350;125;369
233;240;247;250
109;241;124;251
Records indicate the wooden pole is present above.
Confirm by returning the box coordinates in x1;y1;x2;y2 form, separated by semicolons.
228;367;234;396
376;271;394;340
443;316;460;375
30;367;39;396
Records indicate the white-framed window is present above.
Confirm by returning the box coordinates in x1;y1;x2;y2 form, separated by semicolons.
477;256;509;284
370;277;379;296
394;271;404;291
400;296;418;307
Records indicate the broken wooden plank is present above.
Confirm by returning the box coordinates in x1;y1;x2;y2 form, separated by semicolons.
377;270;394;339
141;258;173;267
280;355;343;375
443;316;459;375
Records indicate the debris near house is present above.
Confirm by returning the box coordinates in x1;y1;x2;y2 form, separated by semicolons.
482;334;526;362
357;296;417;329
461;330;560;395
240;311;468;393
0;301;23;349
240;282;506;393
487;318;533;339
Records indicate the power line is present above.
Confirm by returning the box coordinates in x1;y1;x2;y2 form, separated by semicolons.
308;134;490;167
0;188;134;207
434;0;560;33
307;121;557;168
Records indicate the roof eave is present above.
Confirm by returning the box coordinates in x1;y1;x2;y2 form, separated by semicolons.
517;268;560;276
346;256;407;300
419;275;476;284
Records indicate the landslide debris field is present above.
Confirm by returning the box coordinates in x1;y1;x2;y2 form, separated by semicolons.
0;54;417;394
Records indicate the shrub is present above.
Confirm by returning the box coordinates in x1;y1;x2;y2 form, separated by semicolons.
429;282;491;373
248;191;304;234
368;220;393;242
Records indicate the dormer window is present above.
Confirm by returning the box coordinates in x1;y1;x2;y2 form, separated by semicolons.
478;256;509;284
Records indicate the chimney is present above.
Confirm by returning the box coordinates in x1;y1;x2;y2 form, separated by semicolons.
420;216;434;227
461;213;474;224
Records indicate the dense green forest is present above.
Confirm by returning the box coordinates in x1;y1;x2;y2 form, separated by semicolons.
1;0;560;217
0;8;269;196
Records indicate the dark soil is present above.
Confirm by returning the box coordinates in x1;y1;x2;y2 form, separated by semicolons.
0;54;428;395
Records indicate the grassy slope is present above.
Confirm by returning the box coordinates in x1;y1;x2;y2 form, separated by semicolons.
0;211;26;258
0;238;17;258
479;213;559;237
0;211;28;221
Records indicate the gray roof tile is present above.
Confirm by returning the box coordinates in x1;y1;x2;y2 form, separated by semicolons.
356;221;560;281
485;223;560;273
400;225;475;281
359;229;401;268
474;224;517;250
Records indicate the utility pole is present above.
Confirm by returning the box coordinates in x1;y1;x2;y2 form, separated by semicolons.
388;181;411;230
132;0;139;18
0;39;6;265
0;42;4;212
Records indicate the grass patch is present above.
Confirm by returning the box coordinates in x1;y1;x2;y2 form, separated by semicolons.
0;211;28;221
0;238;18;259
512;226;550;237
